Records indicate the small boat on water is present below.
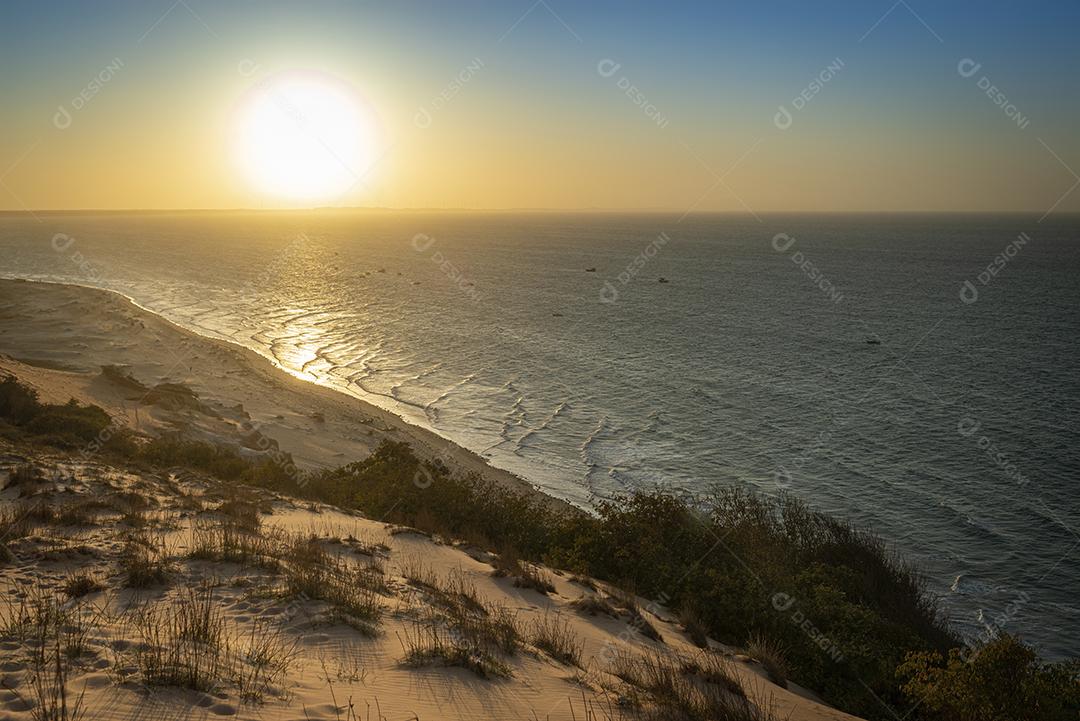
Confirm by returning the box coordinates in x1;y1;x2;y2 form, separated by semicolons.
585;267;596;272
658;277;669;284
865;337;881;345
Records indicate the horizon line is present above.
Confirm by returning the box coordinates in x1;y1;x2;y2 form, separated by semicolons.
2;207;1077;216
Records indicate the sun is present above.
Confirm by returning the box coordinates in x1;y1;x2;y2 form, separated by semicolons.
233;70;379;204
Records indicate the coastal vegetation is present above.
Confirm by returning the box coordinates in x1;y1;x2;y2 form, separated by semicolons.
1;374;1076;720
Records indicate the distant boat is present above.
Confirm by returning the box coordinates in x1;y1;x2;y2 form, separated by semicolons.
865;337;881;345
658;277;669;284
585;267;596;272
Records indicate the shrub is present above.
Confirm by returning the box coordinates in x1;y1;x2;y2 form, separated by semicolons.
23;400;111;446
0;374;42;424
898;634;1080;721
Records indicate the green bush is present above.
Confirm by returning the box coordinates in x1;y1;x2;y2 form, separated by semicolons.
898;634;1080;721
0;375;110;447
24;399;111;445
291;445;959;719
0;375;43;423
137;435;294;487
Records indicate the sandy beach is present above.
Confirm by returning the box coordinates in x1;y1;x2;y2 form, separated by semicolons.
0;278;864;721
0;278;560;508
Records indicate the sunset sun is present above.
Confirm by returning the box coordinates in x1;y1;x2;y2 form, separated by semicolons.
233;71;378;204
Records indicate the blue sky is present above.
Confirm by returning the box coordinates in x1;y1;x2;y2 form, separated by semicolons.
1;0;1078;210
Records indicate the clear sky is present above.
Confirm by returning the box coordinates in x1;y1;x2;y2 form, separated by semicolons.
1;0;1078;212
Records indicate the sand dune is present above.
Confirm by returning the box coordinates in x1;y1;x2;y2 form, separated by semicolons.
0;450;860;721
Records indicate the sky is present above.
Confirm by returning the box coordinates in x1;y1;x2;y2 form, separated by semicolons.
1;0;1078;213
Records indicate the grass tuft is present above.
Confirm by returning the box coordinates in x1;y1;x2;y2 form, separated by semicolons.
60;572;104;599
528;611;584;666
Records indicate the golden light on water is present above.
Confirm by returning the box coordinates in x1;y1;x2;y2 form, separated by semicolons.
232;71;379;204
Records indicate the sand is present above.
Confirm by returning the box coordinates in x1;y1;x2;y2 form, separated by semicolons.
0;278;864;721
0;279;564;510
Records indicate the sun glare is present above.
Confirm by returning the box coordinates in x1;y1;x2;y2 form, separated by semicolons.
233;71;378;204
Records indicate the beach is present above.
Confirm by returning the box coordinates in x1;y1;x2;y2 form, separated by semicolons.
0;278;558;508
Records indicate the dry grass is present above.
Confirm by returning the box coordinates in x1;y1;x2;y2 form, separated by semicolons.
570;593;620;618
234;619;299;702
490;547;555;594
678;603;709;648
610;589;664;643
22;635;87;721
400;558;484;615
678;651;746;698
569;574;598;590
117;583;295;699
119;534;171;588
188;522;282;571
281;536;384;634
528;610;584;666
7;463;44;487
444;600;523;656
218;497;262;532
60;571;104;599
745;634;788;688
610;648;772;721
0;588;92;721
398;618;511;679
55;503;97;527
0;503;36;542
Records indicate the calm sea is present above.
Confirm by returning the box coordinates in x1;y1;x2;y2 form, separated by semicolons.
2;210;1078;657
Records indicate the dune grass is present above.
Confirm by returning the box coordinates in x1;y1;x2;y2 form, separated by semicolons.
528;610;584;667
117;582;295;699
399;617;511;679
610;647;774;721
4;376;1071;721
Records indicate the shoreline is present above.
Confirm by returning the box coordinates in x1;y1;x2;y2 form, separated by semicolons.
0;277;574;514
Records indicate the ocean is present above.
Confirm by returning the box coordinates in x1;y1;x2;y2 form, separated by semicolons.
1;210;1077;657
